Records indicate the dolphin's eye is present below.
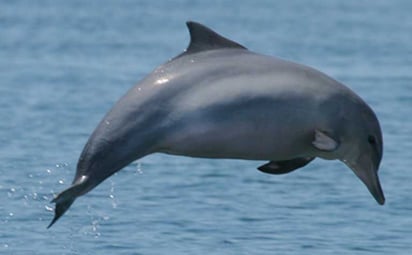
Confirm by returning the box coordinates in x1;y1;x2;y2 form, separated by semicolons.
368;135;376;145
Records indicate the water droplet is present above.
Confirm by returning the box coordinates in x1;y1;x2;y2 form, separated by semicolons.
58;180;64;184
7;188;15;198
45;205;53;211
91;220;100;235
55;163;68;168
135;162;143;174
9;212;14;217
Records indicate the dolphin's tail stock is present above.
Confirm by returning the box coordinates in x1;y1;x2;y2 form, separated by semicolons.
47;176;89;228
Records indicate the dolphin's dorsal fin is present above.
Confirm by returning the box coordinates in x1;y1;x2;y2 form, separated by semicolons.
185;21;247;54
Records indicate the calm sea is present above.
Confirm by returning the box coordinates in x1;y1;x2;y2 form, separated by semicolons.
1;0;411;254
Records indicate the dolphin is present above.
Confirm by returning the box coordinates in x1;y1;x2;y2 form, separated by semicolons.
48;21;385;228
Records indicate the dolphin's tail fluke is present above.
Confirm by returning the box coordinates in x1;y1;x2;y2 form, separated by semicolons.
47;176;89;228
47;191;75;228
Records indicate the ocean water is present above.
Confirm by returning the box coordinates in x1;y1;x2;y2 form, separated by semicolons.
1;0;411;254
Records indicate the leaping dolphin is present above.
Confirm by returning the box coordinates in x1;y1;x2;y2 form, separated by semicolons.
48;21;385;228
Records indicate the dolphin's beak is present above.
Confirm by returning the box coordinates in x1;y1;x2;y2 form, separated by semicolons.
359;171;385;205
343;157;385;205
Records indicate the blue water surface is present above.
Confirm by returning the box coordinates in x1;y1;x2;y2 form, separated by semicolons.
1;1;411;254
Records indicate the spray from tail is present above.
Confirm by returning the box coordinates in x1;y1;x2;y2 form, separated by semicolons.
47;176;89;228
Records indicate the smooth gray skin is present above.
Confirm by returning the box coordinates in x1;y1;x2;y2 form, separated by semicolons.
48;21;384;228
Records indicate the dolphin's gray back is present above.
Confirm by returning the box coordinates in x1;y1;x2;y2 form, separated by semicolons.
149;49;360;111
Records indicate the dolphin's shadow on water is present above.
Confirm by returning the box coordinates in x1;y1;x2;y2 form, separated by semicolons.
48;21;384;228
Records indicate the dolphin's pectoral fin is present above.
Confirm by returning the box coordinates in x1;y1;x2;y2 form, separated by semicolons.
257;157;315;175
312;129;339;151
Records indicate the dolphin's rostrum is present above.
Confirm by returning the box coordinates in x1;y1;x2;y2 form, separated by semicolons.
48;21;385;228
